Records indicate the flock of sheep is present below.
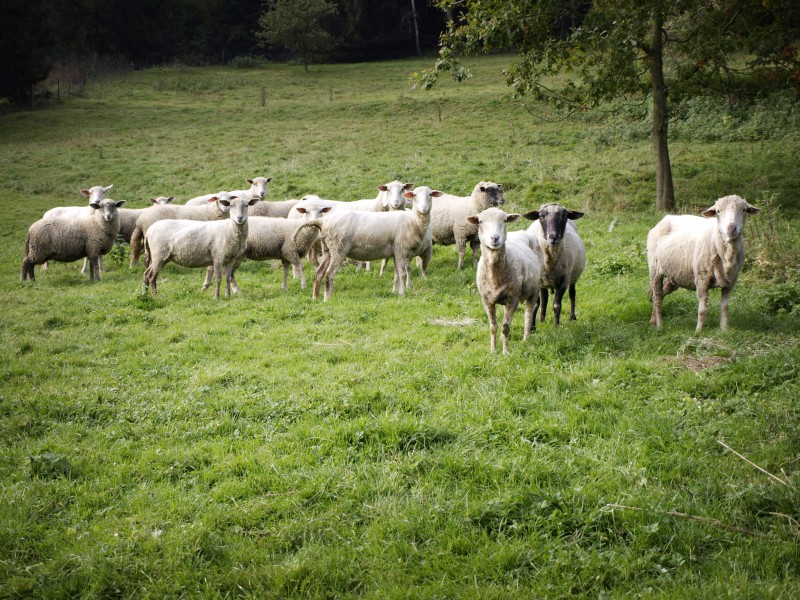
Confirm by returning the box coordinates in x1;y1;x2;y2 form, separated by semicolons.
20;175;760;353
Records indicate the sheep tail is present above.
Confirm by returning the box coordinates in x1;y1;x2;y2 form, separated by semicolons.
292;220;322;243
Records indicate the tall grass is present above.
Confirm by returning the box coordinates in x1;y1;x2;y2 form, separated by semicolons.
1;56;799;598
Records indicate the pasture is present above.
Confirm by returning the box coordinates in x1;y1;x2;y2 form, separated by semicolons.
1;56;799;597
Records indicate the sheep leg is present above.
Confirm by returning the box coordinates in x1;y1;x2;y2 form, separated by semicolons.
143;265;159;297
482;298;498;353
501;300;519;355
523;296;537;340
312;253;331;300
695;286;709;333
89;256;101;282
649;276;664;328
281;260;290;291
323;255;345;302
129;229;143;267
719;287;732;331
568;282;578;321
292;256;307;289
552;281;568;326
213;263;223;300
21;259;35;281
456;239;467;270
470;239;481;268
201;266;213;290
392;254;406;295
380;258;390;277
419;245;431;279
539;288;549;322
227;259;242;295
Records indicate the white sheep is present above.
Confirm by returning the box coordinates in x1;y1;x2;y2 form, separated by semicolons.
525;203;586;325
42;185;114;220
22;198;126;282
129;193;235;266
185;176;273;206
250;199;300;218
429;181;506;270
647;194;760;332
292;186;441;301
203;208;329;293
143;195;258;299
467;207;542;354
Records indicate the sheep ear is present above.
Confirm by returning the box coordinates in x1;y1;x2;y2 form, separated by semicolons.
229;195;239;200
479;186;487;192
208;196;218;203
265;177;273;183
80;189;90;197
115;200;126;208
702;207;717;217
567;211;584;220
246;179;254;185
506;214;521;223
104;185;113;192
296;207;307;214
522;211;538;221
149;197;158;204
218;199;231;207
89;201;101;209
165;196;174;203
248;198;259;206
320;206;333;214
404;182;414;190
402;191;414;199
466;216;479;225
378;185;388;192
431;190;444;197
746;205;760;215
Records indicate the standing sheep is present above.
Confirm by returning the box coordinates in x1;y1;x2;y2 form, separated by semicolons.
117;196;175;243
129;193;234;266
429;181;506;270
22;198;126;282
203;206;331;293
526;203;586;325
143;195;258;299
647;194;760;332
185;176;273;206
292;186;441;301
467;207;542;354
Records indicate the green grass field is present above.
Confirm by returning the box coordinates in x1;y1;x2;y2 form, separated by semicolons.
1;56;799;598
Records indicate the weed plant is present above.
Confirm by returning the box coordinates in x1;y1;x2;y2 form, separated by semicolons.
0;56;799;598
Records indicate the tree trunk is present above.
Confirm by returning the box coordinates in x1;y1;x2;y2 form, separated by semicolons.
650;13;675;212
410;0;422;57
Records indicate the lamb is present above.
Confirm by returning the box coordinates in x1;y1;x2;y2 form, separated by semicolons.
292;185;442;301
467;207;542;354
22;198;126;282
525;203;586;325
185;176;273;206
129;192;235;266
647;194;760;333
429;181;506;270
203;207;330;293
142;195;258;299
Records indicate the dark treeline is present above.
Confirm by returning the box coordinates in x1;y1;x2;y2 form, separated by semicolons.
1;0;449;102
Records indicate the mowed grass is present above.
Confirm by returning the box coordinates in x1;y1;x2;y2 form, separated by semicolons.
1;56;799;598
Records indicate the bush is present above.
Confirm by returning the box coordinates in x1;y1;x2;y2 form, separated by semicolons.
229;55;269;69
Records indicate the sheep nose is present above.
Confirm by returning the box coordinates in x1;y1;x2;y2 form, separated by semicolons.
727;224;738;237
547;233;559;243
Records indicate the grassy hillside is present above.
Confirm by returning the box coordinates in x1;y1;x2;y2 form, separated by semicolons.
1;56;799;598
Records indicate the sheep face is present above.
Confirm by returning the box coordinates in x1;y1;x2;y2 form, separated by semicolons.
218;195;256;225
211;192;238;214
477;182;505;207
702;195;759;242
532;203;584;246
245;176;273;200
89;198;126;221
80;184;113;203
403;186;443;214
379;181;414;210
296;204;333;220
468;207;520;250
149;196;174;205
